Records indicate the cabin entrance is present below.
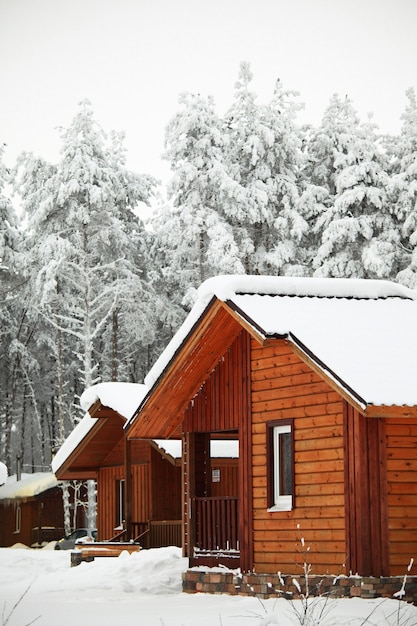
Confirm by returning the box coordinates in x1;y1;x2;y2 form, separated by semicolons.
184;431;240;567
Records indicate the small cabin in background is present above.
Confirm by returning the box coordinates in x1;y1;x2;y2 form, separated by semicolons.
0;472;70;547
126;275;417;580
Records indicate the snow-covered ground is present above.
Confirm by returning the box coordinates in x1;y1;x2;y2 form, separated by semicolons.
1;545;417;626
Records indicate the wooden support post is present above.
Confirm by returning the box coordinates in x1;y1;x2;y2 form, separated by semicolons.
125;437;132;541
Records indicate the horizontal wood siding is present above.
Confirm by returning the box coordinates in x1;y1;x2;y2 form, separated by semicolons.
251;339;346;575
386;418;417;575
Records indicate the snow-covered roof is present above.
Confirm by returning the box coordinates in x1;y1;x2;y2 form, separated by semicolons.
52;382;148;474
138;275;417;412
52;382;238;473
80;382;148;418
0;472;59;500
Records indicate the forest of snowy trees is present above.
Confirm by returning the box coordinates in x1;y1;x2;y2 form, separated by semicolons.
1;63;417;474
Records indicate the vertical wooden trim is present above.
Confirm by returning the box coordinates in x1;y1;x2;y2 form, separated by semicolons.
377;419;389;575
239;331;253;572
344;402;389;576
124;437;132;540
266;422;274;510
358;410;370;574
181;432;186;556
184;432;196;558
344;401;354;574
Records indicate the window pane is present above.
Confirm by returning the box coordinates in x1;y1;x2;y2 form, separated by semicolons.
279;431;293;496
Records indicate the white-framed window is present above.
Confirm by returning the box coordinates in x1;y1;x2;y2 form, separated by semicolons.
267;420;294;512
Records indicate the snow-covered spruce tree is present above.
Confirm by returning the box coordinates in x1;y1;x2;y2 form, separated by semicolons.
14;101;157;450
0;144;28;472
160;62;309;305
387;88;417;286
224;63;308;275
311;95;400;279
0;148;49;474
146;197;195;356
161;91;245;307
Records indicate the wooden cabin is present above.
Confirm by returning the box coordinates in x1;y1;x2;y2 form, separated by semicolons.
0;472;68;547
53;382;238;549
126;275;417;578
52;383;182;546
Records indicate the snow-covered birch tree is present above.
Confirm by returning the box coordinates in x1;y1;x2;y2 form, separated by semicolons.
14;100;157;446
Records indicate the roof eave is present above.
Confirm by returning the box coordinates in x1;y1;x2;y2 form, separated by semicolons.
54;408;125;479
126;299;248;439
364;404;417;418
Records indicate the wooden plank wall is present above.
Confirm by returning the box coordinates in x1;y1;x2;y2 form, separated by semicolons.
211;459;239;498
183;331;246;433
150;446;181;520
98;466;124;540
98;464;150;540
0;500;37;547
386;418;417;575
132;464;151;525
182;330;252;566
344;404;389;576
251;339;346;575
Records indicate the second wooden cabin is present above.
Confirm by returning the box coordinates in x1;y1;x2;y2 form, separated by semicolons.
52;382;238;548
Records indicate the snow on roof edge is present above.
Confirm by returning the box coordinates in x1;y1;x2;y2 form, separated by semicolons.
198;275;417;301
138;276;416;411
0;472;59;500
80;382;148;419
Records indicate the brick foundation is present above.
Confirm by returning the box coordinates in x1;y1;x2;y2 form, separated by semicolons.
182;570;417;605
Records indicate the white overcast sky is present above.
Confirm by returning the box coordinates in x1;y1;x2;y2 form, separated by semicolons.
1;0;416;183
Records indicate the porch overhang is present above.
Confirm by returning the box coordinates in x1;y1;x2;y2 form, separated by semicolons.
53;405;125;480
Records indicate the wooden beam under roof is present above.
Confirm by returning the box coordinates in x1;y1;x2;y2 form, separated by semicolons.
54;411;125;480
